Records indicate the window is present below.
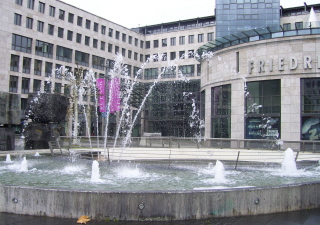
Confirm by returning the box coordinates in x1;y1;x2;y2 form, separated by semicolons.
86;19;91;29
56;46;72;63
115;31;120;39
140;54;143;62
58;27;64;38
37;21;44;32
162;53;167;61
115;46;119;54
38;2;45;13
162;38;167;47
54;83;62;94
34;59;42;75
170;37;176;46
75;51;89;66
59;9;65;20
44;81;51;93
10;55;19;72
161;66;176;78
101;41;105;51
145;55;150;62
33;79;41;92
179;36;185;45
108;44;112;53
76;33;81;43
49;6;55;17
48;24;54;35
135;38;138;46
212;85;231;138
9;76;18;93
198;34;204;42
22;57;31;74
179;51;185;59
22;78;30;94
134;52;138;61
154;40;159;48
12;34;32;53
128;50;132;59
67;30;73;41
133;66;141;78
55;64;62;78
129;36;132;44
122;48;126;57
14;14;22;26
170;52;176;60
146;41;150;49
45;62;52;77
93;39;98;48
101;25;106;34
85;36;90;46
140;40;144;48
283;23;291;31
92;55;105;70
26;17;33;29
94;22;98;32
188;35;194;43
122;33;126;42
16;0;23;5
179;65;195;77
197;64;201;76
77;16;83;26
295;22;303;29
109;28;113;37
27;0;34;9
64;84;70;95
207;32;214;41
144;68;158;80
188;50;194;58
68;13;74;23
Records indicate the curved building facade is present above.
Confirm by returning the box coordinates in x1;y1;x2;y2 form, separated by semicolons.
201;31;320;142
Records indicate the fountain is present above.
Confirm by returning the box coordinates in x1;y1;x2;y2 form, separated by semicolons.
5;154;12;163
19;157;28;172
90;160;101;182
0;54;320;221
213;160;226;182
281;148;298;175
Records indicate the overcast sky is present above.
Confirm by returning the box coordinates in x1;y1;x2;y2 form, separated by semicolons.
61;0;320;28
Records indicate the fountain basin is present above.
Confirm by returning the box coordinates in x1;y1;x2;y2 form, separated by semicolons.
1;181;320;221
0;153;320;221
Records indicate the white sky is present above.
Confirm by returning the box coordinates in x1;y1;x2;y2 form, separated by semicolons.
61;0;320;28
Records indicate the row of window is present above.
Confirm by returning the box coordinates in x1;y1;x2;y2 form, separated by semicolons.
282;22;304;30
15;0;145;48
10;52;200;82
12;34;198;69
145;33;214;49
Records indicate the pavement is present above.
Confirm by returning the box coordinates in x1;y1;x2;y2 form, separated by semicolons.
1;208;320;225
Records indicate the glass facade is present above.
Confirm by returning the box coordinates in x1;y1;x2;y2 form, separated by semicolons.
211;85;231;138
140;80;201;137
215;0;280;39
301;78;320;140
245;80;281;139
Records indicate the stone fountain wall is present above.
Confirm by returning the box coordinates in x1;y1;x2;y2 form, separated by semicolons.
0;181;319;221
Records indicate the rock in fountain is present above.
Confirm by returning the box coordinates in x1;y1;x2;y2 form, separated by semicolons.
281;148;298;175
214;160;226;182
19;157;28;172
91;160;101;182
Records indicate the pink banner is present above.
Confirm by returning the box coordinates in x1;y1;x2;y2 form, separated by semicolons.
108;78;120;113
96;78;106;112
